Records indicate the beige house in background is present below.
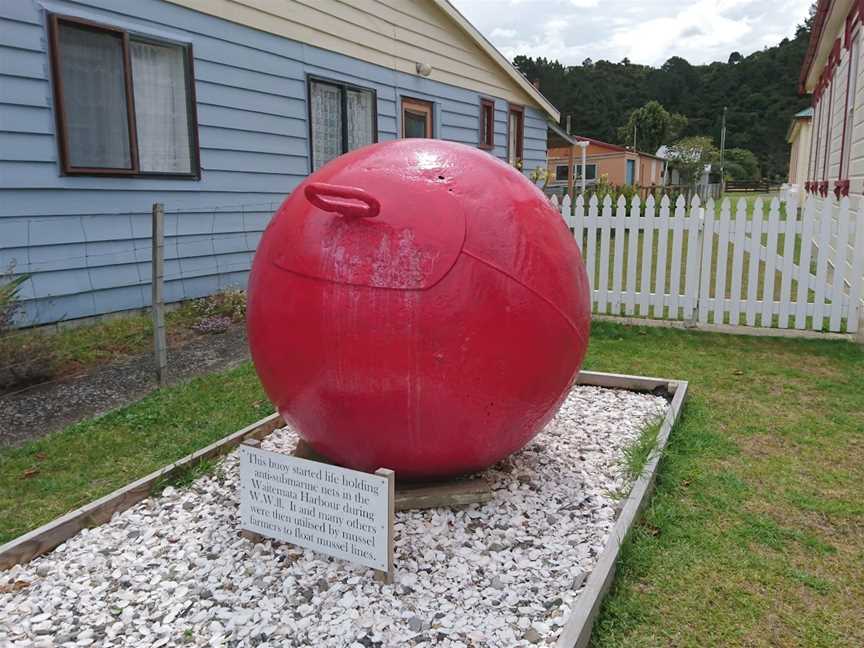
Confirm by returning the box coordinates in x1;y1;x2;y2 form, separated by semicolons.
786;107;812;186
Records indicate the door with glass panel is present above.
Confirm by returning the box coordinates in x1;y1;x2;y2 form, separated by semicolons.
401;98;433;138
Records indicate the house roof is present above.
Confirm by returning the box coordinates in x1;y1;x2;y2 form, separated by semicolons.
573;135;628;152
434;1;559;121
568;135;666;160
799;0;831;92
799;0;857;92
787;107;814;141
547;121;576;147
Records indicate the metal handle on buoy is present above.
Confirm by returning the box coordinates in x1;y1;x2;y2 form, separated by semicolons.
304;182;381;220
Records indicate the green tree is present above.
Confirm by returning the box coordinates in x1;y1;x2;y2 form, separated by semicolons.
669;112;688;141
722;147;760;180
666;136;719;187
511;3;813;179
616;101;688;154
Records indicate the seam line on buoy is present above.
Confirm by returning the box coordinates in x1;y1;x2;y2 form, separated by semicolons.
460;248;583;335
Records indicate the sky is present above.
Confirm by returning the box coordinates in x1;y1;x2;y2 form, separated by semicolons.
450;0;814;68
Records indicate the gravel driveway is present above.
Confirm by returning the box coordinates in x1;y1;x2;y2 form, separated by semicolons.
0;326;251;448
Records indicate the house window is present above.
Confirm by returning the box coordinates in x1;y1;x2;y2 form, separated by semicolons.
309;78;377;171
49;15;198;176
554;164;569;182
507;104;524;165
479;98;494;149
576;164;597;180
402;97;433;138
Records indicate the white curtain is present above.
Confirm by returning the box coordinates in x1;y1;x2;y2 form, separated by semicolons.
130;40;192;173
311;81;342;171
508;111;519;164
58;23;131;169
346;89;373;151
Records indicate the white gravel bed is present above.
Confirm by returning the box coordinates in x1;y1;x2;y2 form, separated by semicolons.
1;385;668;648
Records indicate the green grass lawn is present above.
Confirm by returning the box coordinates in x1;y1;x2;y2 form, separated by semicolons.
720;191;782;213
1;322;862;646
0;363;270;544
0;289;246;392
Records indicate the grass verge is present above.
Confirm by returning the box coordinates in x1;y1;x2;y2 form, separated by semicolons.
0;289;246;395
585;321;864;648
621;418;663;483
0;363;268;544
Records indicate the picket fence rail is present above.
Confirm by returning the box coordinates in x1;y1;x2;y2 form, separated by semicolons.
551;193;864;335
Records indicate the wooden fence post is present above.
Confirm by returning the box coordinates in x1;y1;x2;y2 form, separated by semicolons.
685;200;704;327
151;203;167;387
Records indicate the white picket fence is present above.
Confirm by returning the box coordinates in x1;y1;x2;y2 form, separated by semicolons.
551;193;864;335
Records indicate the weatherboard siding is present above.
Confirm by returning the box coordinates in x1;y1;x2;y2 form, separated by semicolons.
0;0;548;325
805;2;864;288
164;0;544;111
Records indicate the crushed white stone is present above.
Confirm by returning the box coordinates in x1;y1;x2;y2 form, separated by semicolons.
1;385;668;648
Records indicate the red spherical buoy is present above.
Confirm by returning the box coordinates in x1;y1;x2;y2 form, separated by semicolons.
248;140;590;479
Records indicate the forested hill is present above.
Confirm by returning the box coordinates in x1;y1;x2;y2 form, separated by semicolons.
513;24;812;180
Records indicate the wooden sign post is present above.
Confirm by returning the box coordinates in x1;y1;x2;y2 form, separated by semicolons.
373;468;394;584
239;439;395;583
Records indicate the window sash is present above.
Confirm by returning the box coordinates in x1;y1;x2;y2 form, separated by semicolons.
49;14;199;177
401;98;433;138
554;164;569;181
575;164;597;180
479;99;494;149
507;105;524;164
308;78;377;171
50;16;138;174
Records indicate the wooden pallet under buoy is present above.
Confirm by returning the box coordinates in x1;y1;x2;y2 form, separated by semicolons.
291;438;493;511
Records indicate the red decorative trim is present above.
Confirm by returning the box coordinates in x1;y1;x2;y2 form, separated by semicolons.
834;179;851;198
819;180;830;197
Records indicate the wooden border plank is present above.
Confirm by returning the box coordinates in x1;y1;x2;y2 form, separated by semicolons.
0;413;283;570
576;370;675;394
556;379;688;648
1;365;689;646
591;314;855;342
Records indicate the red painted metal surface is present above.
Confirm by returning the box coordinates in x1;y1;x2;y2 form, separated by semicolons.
248;140;591;479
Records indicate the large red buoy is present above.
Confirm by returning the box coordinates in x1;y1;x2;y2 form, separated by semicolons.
248;140;590;479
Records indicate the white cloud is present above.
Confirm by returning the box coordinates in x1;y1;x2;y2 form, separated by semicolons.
609;0;753;65
490;27;517;39
451;0;813;66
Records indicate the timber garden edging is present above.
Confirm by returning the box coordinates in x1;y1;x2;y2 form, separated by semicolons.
0;371;688;648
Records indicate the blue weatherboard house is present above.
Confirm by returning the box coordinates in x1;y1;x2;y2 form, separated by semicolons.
0;0;559;326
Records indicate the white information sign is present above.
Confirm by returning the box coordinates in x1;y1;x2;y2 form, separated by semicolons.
239;444;392;572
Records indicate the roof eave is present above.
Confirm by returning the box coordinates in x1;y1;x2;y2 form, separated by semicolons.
433;0;561;122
